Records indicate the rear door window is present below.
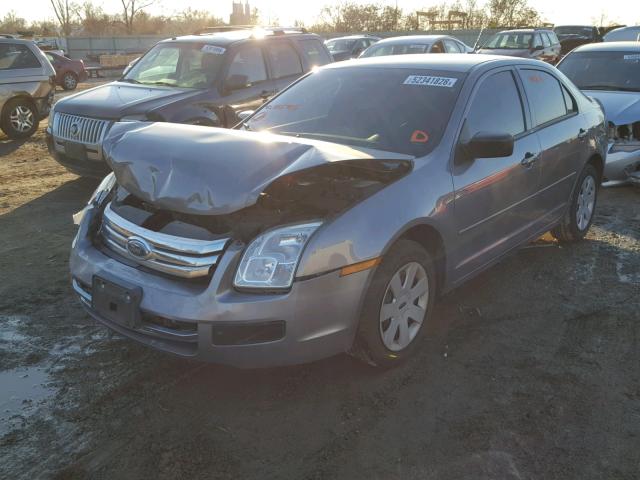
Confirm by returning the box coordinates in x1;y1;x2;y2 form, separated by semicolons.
266;42;303;79
520;69;568;126
0;43;41;70
299;39;332;67
227;45;267;84
461;70;526;142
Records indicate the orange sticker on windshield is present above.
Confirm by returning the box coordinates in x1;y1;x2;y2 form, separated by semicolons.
411;130;429;143
529;75;543;83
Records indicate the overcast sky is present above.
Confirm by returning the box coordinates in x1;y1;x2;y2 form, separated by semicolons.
7;0;640;27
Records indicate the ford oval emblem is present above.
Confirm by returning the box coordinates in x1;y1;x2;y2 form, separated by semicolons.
126;237;152;259
70;122;80;137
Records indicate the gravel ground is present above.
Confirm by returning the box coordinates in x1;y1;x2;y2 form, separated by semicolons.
0;110;639;479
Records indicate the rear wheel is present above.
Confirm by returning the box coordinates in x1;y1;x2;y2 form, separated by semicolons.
354;239;436;368
62;72;78;90
551;163;599;242
1;98;39;139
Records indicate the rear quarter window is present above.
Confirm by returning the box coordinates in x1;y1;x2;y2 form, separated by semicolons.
0;44;41;70
299;39;332;67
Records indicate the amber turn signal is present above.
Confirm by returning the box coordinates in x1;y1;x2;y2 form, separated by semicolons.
339;257;382;277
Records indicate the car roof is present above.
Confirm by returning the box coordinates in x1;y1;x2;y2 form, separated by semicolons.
573;41;640;53
322;53;543;73
607;25;640;32
160;30;320;47
498;29;552;34
0;37;37;46
372;35;457;45
554;25;595;28
326;35;377;41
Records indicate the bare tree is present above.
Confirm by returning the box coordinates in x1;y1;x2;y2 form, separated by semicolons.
120;0;155;34
50;0;77;36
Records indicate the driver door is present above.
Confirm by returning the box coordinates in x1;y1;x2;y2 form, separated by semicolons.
220;45;276;127
451;68;542;281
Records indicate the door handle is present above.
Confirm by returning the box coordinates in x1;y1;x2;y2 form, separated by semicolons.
578;128;588;139
521;152;538;167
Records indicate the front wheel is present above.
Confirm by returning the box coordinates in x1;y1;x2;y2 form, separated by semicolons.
1;98;39;139
551;163;599;242
354;239;436;368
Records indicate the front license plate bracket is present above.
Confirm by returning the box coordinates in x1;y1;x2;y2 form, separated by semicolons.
92;276;142;329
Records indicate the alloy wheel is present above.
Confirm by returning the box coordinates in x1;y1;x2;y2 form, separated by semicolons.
9;105;34;133
576;174;596;231
379;261;429;352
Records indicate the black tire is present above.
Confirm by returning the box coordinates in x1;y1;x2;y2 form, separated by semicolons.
353;239;436;368
0;98;39;140
551;163;599;243
62;72;78;90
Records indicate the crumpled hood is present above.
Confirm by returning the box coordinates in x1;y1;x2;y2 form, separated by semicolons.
477;48;531;58
102;122;413;215
583;90;640;125
55;82;202;120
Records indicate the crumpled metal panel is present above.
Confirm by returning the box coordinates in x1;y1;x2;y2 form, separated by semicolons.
102;122;412;215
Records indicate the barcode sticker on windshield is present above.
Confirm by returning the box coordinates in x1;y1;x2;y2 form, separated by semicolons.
201;45;226;55
623;54;640;61
403;75;457;87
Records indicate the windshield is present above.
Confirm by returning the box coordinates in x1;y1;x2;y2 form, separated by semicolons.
554;26;594;37
122;42;225;88
245;67;465;156
326;39;356;53
483;32;532;49
360;43;430;58
558;51;640;92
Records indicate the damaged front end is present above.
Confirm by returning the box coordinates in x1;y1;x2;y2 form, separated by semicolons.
78;122;412;287
606;120;640;186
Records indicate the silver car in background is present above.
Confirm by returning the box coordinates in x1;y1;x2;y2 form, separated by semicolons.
0;38;55;139
70;55;606;368
359;35;473;58
557;42;640;186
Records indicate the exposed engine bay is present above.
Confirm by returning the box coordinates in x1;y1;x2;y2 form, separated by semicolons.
99;159;411;244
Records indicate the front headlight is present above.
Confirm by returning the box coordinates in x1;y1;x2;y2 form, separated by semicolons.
234;222;322;290
119;114;148;122
73;172;116;225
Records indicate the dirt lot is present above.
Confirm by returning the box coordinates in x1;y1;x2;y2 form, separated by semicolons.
1;102;639;479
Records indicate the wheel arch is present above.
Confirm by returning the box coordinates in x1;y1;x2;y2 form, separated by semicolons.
388;221;447;296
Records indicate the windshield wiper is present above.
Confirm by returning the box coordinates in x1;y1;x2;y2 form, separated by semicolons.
580;85;640;92
120;78;142;84
142;81;176;87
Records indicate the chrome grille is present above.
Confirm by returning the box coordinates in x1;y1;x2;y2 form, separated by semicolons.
53;113;109;144
100;203;229;279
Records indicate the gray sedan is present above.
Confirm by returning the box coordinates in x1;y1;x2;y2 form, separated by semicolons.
70;55;606;368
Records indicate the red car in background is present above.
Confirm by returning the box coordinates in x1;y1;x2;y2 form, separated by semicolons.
44;51;88;90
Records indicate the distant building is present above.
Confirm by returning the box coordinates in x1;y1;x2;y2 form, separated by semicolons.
230;1;251;25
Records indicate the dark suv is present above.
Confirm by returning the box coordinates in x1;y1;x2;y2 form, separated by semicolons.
553;25;602;55
47;27;332;177
477;28;561;64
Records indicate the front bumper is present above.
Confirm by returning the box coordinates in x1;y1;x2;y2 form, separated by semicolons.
46;130;111;178
602;146;640;187
70;207;371;368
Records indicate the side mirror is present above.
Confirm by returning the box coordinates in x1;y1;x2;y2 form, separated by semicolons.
466;132;514;158
532;44;544;51
224;74;249;92
237;110;254;121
